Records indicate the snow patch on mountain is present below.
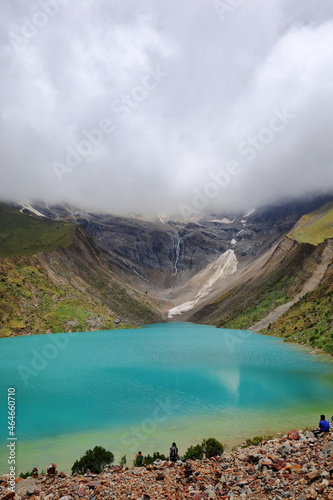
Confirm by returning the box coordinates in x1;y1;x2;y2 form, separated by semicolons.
210;218;235;224
20;203;46;218
244;208;256;218
168;249;238;318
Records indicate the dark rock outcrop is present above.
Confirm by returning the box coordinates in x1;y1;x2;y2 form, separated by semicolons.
32;195;333;291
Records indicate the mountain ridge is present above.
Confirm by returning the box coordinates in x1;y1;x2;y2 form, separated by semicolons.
287;201;333;245
1;196;332;348
0;207;163;337
191;201;333;353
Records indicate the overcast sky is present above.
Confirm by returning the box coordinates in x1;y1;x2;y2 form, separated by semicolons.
1;0;333;216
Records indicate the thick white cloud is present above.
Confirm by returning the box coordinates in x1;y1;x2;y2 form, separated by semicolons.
0;0;332;215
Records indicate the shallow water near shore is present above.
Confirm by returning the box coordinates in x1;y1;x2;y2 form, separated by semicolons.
1;322;333;474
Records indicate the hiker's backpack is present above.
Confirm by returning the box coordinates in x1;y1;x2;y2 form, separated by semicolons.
170;446;178;459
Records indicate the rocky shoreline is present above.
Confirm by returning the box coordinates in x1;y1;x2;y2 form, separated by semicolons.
2;430;333;500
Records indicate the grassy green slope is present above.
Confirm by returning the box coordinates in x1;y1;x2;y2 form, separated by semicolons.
262;202;333;353
190;240;316;329
218;275;296;330
0;203;76;256
287;201;333;245
263;260;333;355
0;205;163;336
0;257;131;337
192;201;333;339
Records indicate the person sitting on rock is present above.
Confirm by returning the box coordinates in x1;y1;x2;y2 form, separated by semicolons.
169;442;179;462
313;414;330;436
135;451;144;466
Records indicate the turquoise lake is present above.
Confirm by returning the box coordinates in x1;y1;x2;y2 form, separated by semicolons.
1;322;333;474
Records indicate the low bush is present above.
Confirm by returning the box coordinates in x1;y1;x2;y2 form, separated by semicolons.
183;437;224;460
202;437;224;458
183;444;204;460
71;446;114;474
242;435;273;448
143;452;167;465
19;471;31;479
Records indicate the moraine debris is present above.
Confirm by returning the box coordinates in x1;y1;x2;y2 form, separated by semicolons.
2;431;333;499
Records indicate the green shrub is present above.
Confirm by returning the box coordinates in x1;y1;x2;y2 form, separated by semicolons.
242;435;273;448
143;452;167;465
202;437;224;458
71;446;114;474
183;437;224;460
19;471;31;479
183;444;204;461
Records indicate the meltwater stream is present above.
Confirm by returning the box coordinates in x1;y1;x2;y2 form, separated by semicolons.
1;322;333;474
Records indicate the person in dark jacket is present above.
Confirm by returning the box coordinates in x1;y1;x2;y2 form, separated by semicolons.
169;442;179;462
135;451;144;466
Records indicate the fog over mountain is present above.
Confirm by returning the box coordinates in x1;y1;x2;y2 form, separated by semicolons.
1;0;333;216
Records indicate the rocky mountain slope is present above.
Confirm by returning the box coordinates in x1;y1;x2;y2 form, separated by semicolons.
191;202;333;354
30;196;332;289
260;202;333;353
0;205;162;337
23;196;331;318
